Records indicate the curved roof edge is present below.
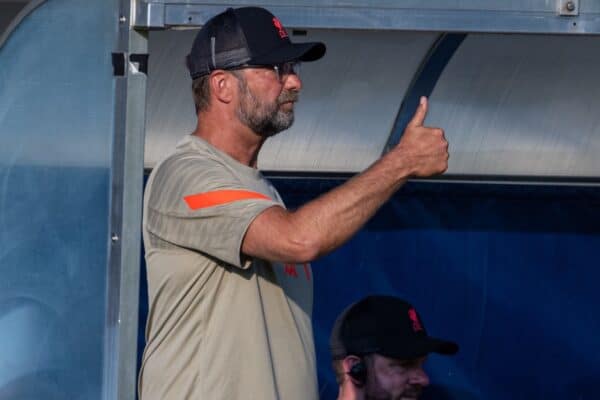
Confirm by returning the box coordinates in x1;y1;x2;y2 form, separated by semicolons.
0;0;46;49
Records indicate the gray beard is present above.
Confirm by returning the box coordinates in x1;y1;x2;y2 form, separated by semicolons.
237;103;295;138
235;76;297;137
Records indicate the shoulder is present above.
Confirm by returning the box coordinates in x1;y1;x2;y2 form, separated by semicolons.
146;149;242;209
152;146;232;185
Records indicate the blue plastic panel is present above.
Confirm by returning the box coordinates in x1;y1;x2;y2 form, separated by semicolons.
274;179;600;400
0;0;118;398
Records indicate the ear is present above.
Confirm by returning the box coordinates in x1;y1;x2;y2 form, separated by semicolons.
209;71;235;104
343;355;365;386
343;355;362;373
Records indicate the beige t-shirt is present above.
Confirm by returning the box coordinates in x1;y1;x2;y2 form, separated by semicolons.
139;136;317;400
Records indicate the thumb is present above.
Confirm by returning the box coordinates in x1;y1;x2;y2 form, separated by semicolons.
408;96;428;128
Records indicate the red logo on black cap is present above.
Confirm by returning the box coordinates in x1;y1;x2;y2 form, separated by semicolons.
408;308;423;332
272;17;288;39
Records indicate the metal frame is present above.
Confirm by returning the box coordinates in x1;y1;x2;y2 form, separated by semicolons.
104;0;148;399
133;0;600;34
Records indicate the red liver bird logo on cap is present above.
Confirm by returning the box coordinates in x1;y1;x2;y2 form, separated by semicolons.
408;308;424;332
272;17;288;39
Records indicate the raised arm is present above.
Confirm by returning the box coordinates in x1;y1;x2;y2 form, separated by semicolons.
242;97;448;263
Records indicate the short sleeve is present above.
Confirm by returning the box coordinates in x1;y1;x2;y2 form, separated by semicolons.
144;153;280;268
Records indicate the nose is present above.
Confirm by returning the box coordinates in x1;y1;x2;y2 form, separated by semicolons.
282;72;302;92
411;367;430;387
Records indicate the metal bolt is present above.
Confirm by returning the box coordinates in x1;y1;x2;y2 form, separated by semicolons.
111;234;119;243
119;15;127;23
566;1;576;12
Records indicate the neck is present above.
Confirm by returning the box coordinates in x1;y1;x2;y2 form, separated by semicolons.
193;111;264;167
337;382;362;400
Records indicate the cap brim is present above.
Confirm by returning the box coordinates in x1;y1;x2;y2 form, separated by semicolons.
380;336;459;360
428;337;459;355
251;41;326;65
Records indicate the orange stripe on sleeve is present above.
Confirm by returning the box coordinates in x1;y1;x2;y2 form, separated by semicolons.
184;189;272;210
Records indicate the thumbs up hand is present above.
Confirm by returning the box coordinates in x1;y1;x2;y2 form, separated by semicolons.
392;96;449;178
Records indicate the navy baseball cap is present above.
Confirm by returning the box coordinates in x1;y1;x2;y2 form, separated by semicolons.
330;295;459;360
186;7;326;79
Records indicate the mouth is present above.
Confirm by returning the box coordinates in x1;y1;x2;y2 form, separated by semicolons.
279;101;296;109
278;91;299;105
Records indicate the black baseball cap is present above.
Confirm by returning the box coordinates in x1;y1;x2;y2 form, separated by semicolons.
186;7;326;79
330;295;459;360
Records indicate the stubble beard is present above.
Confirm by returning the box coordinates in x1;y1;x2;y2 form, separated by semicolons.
365;387;422;400
235;74;298;138
364;377;423;400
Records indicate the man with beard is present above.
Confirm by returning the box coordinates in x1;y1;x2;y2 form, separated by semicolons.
330;295;459;400
139;6;449;400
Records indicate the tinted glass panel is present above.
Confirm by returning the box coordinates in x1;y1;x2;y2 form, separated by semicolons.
0;0;117;398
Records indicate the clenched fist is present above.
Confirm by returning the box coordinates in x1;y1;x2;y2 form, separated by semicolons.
392;96;449;178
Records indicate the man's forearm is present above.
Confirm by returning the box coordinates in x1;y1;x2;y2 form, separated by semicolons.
287;149;411;258
242;97;448;263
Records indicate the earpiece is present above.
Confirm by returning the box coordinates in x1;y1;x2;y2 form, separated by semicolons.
348;360;367;386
